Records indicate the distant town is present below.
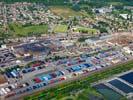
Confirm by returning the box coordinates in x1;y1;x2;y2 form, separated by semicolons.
0;1;133;100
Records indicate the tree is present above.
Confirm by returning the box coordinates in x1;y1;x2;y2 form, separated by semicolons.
78;37;86;42
72;4;80;11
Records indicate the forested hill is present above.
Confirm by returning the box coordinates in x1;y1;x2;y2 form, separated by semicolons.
1;0;133;6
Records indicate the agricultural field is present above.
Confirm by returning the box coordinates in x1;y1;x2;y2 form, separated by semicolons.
49;6;88;18
53;24;68;33
8;23;48;37
73;27;98;34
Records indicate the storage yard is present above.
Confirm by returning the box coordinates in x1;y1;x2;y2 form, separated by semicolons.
0;1;133;100
0;32;133;100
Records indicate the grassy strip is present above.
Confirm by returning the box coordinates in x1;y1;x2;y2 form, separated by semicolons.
24;60;133;100
73;27;98;34
53;25;68;33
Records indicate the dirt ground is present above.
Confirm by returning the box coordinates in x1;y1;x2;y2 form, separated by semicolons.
108;32;133;46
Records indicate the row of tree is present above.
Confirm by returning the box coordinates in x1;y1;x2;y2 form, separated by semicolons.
2;0;133;6
2;0;69;5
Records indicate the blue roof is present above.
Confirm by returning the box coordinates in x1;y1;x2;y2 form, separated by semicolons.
79;64;86;68
71;66;81;72
41;74;52;80
84;63;92;67
55;71;62;76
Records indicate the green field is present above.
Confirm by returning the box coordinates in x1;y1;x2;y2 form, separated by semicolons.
74;27;98;34
25;60;133;100
9;23;48;37
53;24;68;33
50;6;88;18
